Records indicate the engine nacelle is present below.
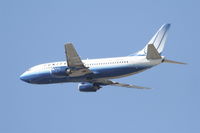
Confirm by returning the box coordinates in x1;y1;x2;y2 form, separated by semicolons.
51;67;69;77
65;68;71;74
78;83;101;92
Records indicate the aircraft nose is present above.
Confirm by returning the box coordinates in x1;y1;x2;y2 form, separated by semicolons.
20;72;31;83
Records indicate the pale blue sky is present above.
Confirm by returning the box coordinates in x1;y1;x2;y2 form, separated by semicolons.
0;0;199;133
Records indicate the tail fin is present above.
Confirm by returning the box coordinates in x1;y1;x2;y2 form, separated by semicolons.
136;24;171;56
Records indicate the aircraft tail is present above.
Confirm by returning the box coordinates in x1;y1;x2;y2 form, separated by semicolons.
145;44;186;64
136;24;171;56
130;23;186;64
162;59;186;64
146;44;162;59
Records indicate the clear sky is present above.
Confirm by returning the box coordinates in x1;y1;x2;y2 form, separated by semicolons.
0;0;199;133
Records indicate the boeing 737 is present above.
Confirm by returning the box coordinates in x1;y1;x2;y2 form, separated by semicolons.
20;24;185;92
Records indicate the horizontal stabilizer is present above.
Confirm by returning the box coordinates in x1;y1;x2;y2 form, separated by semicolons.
146;44;162;60
162;59;187;64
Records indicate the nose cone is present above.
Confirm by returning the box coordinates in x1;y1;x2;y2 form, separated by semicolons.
20;72;31;83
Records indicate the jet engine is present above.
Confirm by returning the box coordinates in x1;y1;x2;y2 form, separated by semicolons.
51;67;69;77
78;82;101;92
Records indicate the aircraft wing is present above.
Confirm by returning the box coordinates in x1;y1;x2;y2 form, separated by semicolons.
92;79;151;89
64;43;93;77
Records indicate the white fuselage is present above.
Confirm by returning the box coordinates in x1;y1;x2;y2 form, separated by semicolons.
20;56;163;84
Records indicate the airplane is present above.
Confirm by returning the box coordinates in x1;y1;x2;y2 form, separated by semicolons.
20;23;186;92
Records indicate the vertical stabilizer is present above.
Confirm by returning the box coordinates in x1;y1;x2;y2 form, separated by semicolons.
136;24;171;56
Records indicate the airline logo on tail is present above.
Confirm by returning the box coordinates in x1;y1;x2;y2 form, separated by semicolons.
135;24;171;56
